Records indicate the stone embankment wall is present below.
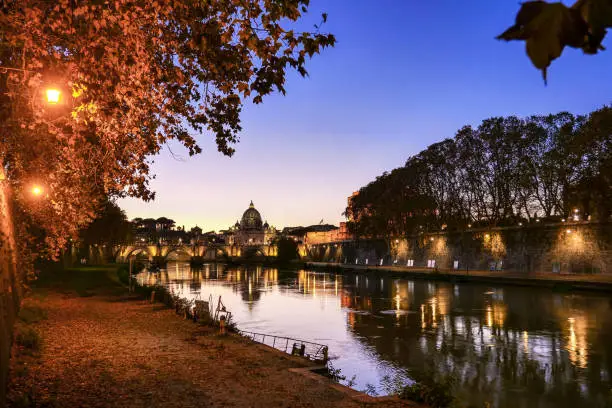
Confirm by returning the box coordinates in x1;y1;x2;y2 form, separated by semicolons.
0;180;21;404
307;222;612;274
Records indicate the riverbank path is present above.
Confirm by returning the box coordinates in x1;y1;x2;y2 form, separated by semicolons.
7;267;414;407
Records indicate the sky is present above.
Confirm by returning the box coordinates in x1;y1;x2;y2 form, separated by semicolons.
119;0;612;232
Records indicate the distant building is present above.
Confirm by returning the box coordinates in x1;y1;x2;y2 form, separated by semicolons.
304;222;352;245
131;217;188;244
224;201;277;246
282;224;338;243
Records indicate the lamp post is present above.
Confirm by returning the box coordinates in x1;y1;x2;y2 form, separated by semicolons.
31;185;43;197
45;88;61;104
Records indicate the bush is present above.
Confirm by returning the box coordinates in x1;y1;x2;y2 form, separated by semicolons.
16;327;42;352
18;305;47;324
116;262;145;285
399;375;456;408
117;265;130;285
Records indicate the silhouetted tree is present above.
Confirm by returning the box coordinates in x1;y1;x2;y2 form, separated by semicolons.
276;238;299;263
80;199;131;246
347;106;612;239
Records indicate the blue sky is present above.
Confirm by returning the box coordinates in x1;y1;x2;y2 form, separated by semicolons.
120;0;612;231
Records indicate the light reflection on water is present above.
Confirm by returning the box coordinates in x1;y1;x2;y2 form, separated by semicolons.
138;263;612;408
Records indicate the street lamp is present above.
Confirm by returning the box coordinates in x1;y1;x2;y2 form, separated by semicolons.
31;185;43;197
45;88;61;104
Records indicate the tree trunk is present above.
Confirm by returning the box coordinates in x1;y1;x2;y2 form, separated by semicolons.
0;167;21;406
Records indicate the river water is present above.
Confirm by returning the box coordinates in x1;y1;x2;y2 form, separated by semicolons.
137;262;612;408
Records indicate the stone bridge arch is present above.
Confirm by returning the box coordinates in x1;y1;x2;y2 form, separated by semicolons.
163;246;194;262
120;246;154;262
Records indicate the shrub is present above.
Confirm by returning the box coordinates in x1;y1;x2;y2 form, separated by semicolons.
18;305;47;324
399;375;456;408
16;327;42;352
116;265;130;285
116;262;146;285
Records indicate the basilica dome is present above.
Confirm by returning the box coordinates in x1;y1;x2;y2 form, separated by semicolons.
240;201;263;231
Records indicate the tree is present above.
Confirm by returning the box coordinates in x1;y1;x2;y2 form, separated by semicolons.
347;106;611;237
80;199;131;247
346;163;437;242
413;139;465;227
498;0;612;83
570;106;612;220
0;1;335;257
519;113;583;218
276;237;299;263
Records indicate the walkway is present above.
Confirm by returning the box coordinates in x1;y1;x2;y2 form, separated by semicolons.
306;262;612;291
7;267;412;407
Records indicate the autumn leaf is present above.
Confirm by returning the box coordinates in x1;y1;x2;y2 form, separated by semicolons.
572;0;612;53
498;1;588;83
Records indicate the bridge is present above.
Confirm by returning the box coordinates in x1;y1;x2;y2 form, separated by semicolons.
113;242;278;264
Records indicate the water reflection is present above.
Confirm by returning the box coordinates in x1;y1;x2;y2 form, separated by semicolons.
138;263;612;408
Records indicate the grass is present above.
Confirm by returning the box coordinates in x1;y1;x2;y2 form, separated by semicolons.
34;264;127;297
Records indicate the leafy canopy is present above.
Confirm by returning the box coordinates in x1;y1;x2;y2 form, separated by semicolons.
0;0;335;255
498;0;612;83
347;106;612;239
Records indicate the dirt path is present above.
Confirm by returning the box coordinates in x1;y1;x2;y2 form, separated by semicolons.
8;285;413;407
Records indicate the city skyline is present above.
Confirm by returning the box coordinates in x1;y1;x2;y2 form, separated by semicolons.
119;0;612;231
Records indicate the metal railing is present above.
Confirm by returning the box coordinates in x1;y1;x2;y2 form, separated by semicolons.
143;286;329;363
238;329;329;363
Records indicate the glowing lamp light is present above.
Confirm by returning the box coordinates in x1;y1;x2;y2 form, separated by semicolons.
566;229;572;234
46;88;61;104
429;237;434;242
31;185;43;196
573;208;579;213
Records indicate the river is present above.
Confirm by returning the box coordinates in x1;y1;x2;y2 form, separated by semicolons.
137;262;612;408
